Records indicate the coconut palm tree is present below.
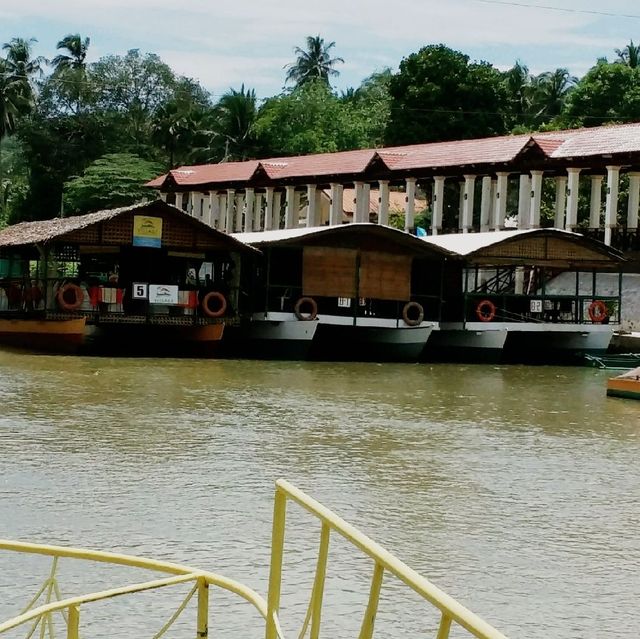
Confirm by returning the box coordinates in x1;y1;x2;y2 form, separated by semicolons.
503;60;533;125
2;38;46;87
531;68;577;122
214;85;258;161
284;36;344;88
51;34;90;73
615;40;640;68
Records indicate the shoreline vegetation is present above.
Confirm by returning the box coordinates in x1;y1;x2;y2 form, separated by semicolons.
1;34;640;226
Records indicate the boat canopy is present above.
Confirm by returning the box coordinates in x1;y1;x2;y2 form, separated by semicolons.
233;223;456;259
423;228;625;269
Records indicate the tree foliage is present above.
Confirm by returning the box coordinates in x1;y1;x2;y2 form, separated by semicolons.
63;153;162;214
284;36;344;88
385;45;508;145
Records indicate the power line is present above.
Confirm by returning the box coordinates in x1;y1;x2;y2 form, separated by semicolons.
472;0;640;19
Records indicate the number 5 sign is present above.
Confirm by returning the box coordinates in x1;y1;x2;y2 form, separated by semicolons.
132;283;149;300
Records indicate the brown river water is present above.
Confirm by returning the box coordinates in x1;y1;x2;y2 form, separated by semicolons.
0;350;639;638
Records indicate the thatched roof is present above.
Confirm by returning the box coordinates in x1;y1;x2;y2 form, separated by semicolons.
0;200;258;254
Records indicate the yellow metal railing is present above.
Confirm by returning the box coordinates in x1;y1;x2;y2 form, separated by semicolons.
266;479;508;639
1;480;507;639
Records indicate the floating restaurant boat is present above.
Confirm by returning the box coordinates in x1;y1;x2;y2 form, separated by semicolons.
606;366;640;400
233;224;454;361
422;229;625;363
0;201;257;356
0;480;508;639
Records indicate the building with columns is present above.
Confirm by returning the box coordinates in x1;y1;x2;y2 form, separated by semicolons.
147;122;640;254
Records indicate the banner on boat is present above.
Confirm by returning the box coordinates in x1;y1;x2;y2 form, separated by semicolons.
133;216;163;248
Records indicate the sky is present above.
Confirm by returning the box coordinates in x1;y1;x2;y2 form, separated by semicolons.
2;0;640;100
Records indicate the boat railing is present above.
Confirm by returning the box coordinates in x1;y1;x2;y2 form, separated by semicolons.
266;479;507;639
1;480;507;639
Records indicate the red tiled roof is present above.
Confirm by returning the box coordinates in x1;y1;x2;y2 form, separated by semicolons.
260;149;378;179
545;122;640;158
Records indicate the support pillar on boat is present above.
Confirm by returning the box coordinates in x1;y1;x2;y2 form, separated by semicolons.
480;176;492;232
589;175;603;230
329;183;343;226
518;174;531;229
432;176;445;236
627;171;640;231
565;168;581;231
225;189;235;233
244;188;255;232
494;172;509;230
604;165;621;246
378;180;390;226
530;170;543;229
554;176;567;229
461;175;476;233
404;177;416;231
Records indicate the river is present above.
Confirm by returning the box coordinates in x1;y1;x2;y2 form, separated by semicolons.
0;350;638;638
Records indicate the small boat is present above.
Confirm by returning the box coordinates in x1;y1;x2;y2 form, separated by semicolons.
607;366;640;400
584;352;640;370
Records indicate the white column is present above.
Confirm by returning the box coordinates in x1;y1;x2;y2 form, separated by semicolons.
244;188;254;232
378;180;390;226
627;171;640;230
264;187;275;231
604;165;620;246
494;172;509;230
273;191;282;230
293;190;301;227
480;176;492;232
432;176;445;235
234;193;244;232
554;176;567;229
462;174;476;233
188;191;197;216
565;168;581;231
306;184;317;227
489;179;497;230
174;192;184;210
404;177;416;231
224;189;235;233
362;182;371;223
253;192;263;231
159;192;167;202
208;191;219;228
517;174;531;229
458;182;465;231
589;175;603;229
329;183;343;226
353;181;364;223
285;186;296;229
530;170;543;229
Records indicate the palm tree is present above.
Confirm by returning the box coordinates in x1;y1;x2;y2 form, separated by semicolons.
503;61;533;125
2;38;46;87
531;68;577;123
284;36;344;87
615;40;640;68
51;34;90;73
214;85;258;161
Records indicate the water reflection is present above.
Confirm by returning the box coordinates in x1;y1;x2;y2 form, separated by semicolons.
0;350;639;638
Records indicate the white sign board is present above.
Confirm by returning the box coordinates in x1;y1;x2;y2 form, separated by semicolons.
337;297;351;308
132;283;148;300
149;284;179;305
530;299;543;313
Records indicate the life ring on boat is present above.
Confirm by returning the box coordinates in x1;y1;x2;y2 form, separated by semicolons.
402;301;424;326
57;283;84;311
201;291;227;318
476;299;497;322
294;297;318;321
587;300;608;323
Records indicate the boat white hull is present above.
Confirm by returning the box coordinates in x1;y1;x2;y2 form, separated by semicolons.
425;324;508;363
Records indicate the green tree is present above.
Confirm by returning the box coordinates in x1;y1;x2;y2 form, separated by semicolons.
212;84;258;161
531;68;576;124
615;40;640;69
503;60;533;127
284;36;344;88
255;80;369;156
51;34;90;72
63;153;163;214
2;37;45;102
385;44;508;145
50;34;92;114
562;60;640;126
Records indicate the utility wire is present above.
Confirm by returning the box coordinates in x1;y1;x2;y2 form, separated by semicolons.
472;0;640;20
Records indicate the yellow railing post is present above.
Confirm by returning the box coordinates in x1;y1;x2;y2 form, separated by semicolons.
196;577;209;639
358;561;384;639
66;606;79;639
265;487;287;639
436;613;452;639
309;523;330;639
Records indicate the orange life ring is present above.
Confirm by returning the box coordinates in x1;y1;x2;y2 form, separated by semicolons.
587;300;608;323
201;291;227;318
476;299;497;322
402;301;424;326
57;283;84;311
294;297;318;321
